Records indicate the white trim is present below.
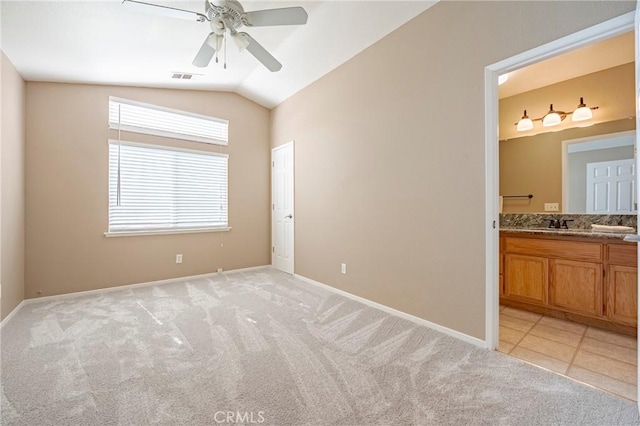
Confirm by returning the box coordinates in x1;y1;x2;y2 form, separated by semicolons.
107;139;229;158
484;12;635;352
294;273;485;348
485;65;500;351
0;300;27;329
104;227;231;238
0;265;270;326
565;131;635;153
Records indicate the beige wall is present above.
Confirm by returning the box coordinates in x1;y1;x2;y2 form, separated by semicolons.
500;118;635;213
1;52;26;320
25;83;270;298
270;1;635;340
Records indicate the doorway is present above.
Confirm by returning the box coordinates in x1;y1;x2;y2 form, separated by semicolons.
271;141;295;274
485;11;638;402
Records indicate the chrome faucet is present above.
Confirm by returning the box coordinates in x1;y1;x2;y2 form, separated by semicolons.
560;219;574;229
548;219;574;229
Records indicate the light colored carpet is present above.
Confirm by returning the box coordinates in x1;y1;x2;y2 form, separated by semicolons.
1;268;638;425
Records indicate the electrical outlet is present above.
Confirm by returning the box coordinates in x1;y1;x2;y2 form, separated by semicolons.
544;203;559;212
176;254;183;264
217;268;223;273
341;263;347;274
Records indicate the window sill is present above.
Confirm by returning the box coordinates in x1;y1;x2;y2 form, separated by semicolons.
104;227;231;238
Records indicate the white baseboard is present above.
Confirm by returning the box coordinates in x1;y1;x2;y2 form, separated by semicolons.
0;265;270;327
0;300;27;329
294;273;486;348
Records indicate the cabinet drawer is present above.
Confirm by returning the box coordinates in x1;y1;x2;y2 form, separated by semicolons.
505;237;602;262
607;244;637;267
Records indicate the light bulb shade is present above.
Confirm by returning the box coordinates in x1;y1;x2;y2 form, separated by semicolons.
516;110;533;131
542;112;562;127
572;98;592;122
516;118;533;131
206;34;224;51
572;106;592;122
542;104;562;127
232;32;250;51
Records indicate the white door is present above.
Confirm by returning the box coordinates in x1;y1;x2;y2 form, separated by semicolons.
272;142;294;274
586;159;636;213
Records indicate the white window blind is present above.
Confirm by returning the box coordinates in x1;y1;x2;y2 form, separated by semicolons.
109;97;228;145
108;141;228;233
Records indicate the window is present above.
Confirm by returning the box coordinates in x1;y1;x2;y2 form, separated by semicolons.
108;142;228;234
109;97;228;145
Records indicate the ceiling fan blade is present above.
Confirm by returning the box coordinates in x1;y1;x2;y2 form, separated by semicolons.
192;33;216;68
239;32;282;72
243;7;308;27
122;0;206;22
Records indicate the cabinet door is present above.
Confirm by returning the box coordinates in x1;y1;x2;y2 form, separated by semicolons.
504;254;548;304
550;259;603;317
606;265;638;326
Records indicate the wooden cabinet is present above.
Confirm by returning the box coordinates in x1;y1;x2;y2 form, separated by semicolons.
505;254;548;304
606;265;637;326
500;232;637;333
605;243;638;326
549;259;602;317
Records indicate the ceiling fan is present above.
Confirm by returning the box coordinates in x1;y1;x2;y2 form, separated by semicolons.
122;0;308;72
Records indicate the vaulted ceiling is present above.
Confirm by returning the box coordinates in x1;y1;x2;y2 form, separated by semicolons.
1;1;436;108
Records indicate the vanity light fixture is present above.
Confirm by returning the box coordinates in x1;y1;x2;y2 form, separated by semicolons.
515;97;598;131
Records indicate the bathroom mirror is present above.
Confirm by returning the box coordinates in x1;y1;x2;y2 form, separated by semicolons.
500;124;636;214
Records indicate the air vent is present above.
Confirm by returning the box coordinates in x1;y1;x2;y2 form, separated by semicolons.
171;72;195;80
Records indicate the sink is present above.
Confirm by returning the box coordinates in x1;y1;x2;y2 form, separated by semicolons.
502;228;594;235
529;228;589;232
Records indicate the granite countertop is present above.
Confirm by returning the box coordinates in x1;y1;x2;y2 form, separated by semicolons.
500;227;633;240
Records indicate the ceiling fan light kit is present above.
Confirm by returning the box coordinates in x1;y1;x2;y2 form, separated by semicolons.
514;97;598;132
122;0;308;72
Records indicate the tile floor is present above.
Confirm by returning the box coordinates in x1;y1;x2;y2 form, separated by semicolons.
499;305;638;401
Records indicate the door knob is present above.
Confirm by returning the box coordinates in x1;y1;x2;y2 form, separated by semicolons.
285;214;293;219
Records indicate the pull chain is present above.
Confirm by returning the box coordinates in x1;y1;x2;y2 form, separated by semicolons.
215;34;219;64
224;34;227;69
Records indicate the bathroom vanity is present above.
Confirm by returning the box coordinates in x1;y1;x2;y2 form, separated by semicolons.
499;230;638;336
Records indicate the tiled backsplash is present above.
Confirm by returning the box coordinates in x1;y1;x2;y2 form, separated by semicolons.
499;213;637;230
